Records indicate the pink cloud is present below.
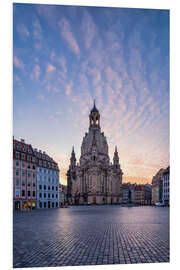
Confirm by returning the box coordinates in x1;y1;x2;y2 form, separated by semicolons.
33;18;43;40
46;63;56;73
65;81;73;96
13;56;24;70
58;18;80;57
38;93;45;101
33;65;41;80
82;10;97;49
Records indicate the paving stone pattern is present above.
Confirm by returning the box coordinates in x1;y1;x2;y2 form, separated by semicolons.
13;205;169;268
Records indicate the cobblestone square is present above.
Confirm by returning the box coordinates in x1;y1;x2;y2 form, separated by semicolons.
13;206;169;268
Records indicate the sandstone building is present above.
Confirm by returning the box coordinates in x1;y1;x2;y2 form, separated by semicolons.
67;101;123;205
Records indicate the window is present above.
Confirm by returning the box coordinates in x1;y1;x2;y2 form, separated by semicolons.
33;191;36;197
44;185;46;190
16;161;19;166
28;191;31;197
21;153;26;160
23;147;27;152
15;151;20;158
33;182;36;187
43;161;47;166
52;186;54;190
39;193;42;198
44;202;46;208
27;155;31;161
39;160;42;166
28;172;31;178
32;173;36;179
27;163;31;169
28;181;31;187
48;186;50;190
48;178;51;183
32;165;36;170
52;194;54;198
17;145;21;151
39;185;42;189
56;187;58;191
56;194;58;198
22;190;25;197
48;193;50;198
22;162;25;168
22;170;25;177
16;179;19;186
44;193;46;198
22;180;25;186
16;169;19;176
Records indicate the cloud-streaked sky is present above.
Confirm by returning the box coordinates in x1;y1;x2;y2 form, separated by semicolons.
13;3;169;185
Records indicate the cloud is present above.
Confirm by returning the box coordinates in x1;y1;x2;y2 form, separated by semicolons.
31;64;41;81
32;17;43;40
65;81;73;96
48;115;59;124
58;18;80;57
13;74;24;89
82;10;97;49
13;56;24;70
16;23;29;40
37;93;45;101
46;63;56;73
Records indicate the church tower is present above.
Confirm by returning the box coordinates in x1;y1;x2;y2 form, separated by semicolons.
70;146;76;169
89;100;100;130
113;146;120;169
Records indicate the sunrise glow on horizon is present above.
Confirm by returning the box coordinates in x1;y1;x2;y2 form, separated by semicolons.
13;3;169;185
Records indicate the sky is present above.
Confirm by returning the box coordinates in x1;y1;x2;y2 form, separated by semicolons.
13;3;169;185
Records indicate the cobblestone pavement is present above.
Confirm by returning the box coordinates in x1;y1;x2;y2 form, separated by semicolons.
13;205;169;268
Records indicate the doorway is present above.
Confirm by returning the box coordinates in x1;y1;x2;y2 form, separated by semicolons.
93;197;96;204
15;201;20;210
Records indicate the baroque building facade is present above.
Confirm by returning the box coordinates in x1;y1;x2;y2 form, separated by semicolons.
67;101;123;205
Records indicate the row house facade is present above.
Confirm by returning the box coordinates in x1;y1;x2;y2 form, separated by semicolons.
13;138;60;210
121;183;130;204
34;149;60;209
59;184;67;206
13;139;37;210
162;166;170;205
151;168;165;204
134;184;152;205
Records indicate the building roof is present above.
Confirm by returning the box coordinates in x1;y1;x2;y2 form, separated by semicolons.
13;138;59;171
90;100;99;113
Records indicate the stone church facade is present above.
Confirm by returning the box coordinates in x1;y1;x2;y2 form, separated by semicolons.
67;101;123;205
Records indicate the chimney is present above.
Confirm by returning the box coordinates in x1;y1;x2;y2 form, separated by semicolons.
21;139;25;143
